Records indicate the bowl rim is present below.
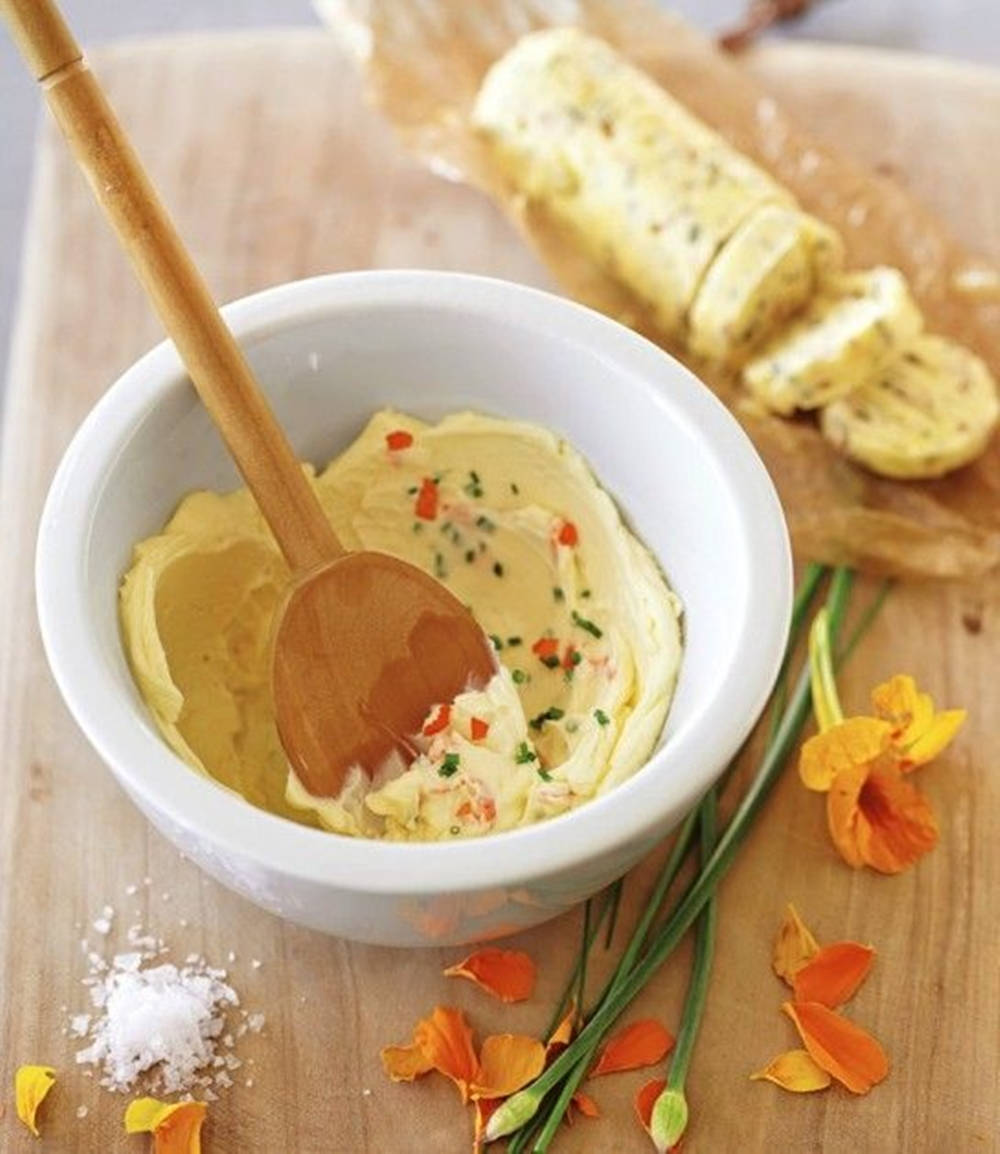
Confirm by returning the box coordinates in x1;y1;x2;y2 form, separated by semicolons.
36;270;792;894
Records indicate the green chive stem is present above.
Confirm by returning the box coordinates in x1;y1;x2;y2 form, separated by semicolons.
488;568;856;1144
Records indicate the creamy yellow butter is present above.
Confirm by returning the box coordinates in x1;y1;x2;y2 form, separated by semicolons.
120;410;682;841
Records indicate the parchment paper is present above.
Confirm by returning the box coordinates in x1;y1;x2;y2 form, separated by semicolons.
318;0;1000;579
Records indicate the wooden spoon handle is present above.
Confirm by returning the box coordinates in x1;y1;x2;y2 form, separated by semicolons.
1;0;343;574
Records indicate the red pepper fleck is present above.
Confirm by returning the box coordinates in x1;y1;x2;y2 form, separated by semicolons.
470;717;490;741
423;703;451;736
532;637;560;659
414;477;439;520
386;429;414;451
481;797;497;823
562;645;578;672
558;521;579;547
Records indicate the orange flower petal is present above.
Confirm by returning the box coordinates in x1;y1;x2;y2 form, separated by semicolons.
827;760;939;874
783;1001;889;1094
545;1001;576;1066
125;1099;208;1154
414;1006;480;1102
571;1091;600;1118
792;942;875;1007
871;675;965;769
751;1049;832;1092
380;1040;435;1082
470;1034;546;1099
444;947;537;1003
799;717;891;791
591;1019;674;1077
772;903;820;984
634;1077;667;1132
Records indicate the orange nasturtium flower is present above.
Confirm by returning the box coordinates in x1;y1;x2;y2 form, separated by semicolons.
800;613;965;873
14;1065;56;1137
443;947;537;1003
381;1006;543;1104
124;1098;208;1154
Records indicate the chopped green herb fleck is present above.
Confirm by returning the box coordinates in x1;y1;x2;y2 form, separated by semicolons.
493;562;504;578
489;634;503;651
514;742;537;764
434;552;447;579
440;520;453;533
537;768;553;782
507;636;522;647
465;549;476;563
572;609;603;638
439;752;461;777
594;708;610;727
464;470;484;498
510;482;520;495
553;586;565;602
540;655;560;669
412;521;423;533
407;485;418;496
450;529;462;546
581;588;592;599
511;669;528;685
476;515;495;533
530;706;565;730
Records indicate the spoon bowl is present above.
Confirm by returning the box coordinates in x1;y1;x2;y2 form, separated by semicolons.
273;552;496;797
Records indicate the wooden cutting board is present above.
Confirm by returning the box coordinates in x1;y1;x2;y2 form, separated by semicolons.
0;28;997;1154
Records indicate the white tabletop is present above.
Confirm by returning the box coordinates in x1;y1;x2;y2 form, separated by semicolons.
1;0;996;384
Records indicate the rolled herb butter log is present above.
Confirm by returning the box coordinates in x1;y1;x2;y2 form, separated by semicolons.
472;27;840;357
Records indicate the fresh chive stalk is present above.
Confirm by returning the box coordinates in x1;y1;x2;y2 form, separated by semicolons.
487;568;858;1145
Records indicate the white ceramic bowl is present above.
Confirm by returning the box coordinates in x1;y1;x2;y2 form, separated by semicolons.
37;271;791;947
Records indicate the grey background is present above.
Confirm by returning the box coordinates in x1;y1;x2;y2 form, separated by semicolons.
2;0;999;393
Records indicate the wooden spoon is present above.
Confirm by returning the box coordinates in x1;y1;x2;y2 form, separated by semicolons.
3;0;495;797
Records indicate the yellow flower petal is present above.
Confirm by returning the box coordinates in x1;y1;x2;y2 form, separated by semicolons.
799;717;891;791
751;1048;832;1092
871;675;966;769
772;903;820;984
124;1098;208;1154
15;1065;56;1137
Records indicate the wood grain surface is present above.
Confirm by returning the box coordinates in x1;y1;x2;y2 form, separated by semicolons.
0;29;996;1153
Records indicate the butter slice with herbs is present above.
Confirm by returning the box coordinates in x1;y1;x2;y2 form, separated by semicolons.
742;267;924;414
688;206;843;363
472;27;793;336
820;334;999;478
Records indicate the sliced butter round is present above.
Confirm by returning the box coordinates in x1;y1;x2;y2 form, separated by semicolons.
742;267;923;414
687;206;843;363
820;334;999;479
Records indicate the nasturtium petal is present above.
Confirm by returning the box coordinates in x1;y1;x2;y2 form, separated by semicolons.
471;1034;545;1099
124;1099;207;1154
571;1091;600;1118
772;903;820;983
634;1077;667;1133
413;1006;480;1102
591;1019;674;1077
473;1097;502;1152
783;1001;889;1093
871;675;966;769
828;761;938;873
545;1001;575;1062
444;947;537;1003
792;942;875;1007
799;717;891;791
751;1048;832;1092
380;1040;435;1082
14;1065;56;1137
